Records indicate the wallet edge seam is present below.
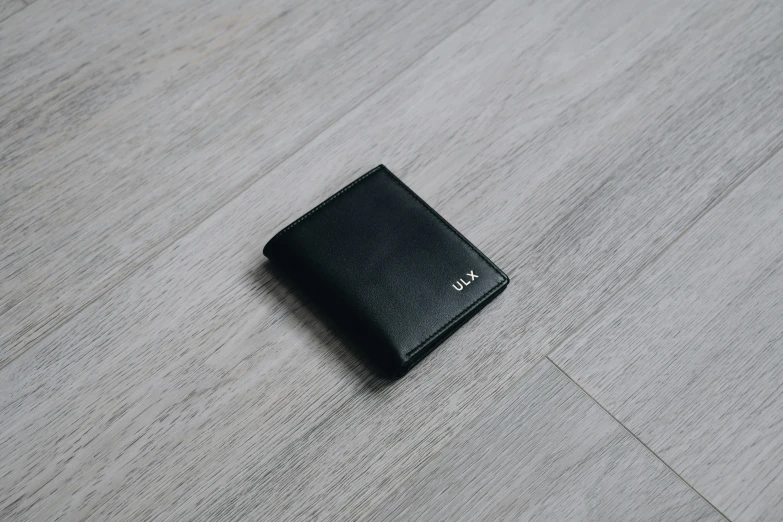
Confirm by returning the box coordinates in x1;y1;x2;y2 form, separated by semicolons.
380;170;510;359
403;277;507;359
264;164;385;251
383;168;507;281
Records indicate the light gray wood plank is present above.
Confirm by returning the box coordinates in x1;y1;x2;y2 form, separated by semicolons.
0;0;24;23
0;0;492;362
153;2;783;517
2;0;782;520
551;152;783;521
367;360;724;522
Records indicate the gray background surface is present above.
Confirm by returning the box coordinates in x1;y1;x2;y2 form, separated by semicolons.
1;0;782;520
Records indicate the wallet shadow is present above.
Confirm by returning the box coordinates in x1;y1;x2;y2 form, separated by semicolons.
252;260;395;389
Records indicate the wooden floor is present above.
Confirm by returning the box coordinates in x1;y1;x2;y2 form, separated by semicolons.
1;0;782;520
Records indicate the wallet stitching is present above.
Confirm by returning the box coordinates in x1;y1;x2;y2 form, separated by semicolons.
404;278;505;358
269;165;384;242
384;172;504;280
269;165;507;361
381;172;507;358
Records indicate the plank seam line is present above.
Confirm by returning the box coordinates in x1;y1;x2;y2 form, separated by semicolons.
547;133;783;361
366;136;783;516
547;356;733;522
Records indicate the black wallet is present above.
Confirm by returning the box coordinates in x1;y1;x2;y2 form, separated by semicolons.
264;165;508;378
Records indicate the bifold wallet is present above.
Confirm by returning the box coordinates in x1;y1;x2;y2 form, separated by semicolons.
263;165;508;378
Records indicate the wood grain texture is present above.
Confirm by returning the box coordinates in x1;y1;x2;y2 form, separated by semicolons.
0;0;493;362
366;360;724;522
1;0;782;520
551;152;783;521
0;0;24;23
154;2;783;518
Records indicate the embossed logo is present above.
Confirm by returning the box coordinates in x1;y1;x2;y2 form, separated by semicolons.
452;270;478;291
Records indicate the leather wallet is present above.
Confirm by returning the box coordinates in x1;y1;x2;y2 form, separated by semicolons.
263;165;508;378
